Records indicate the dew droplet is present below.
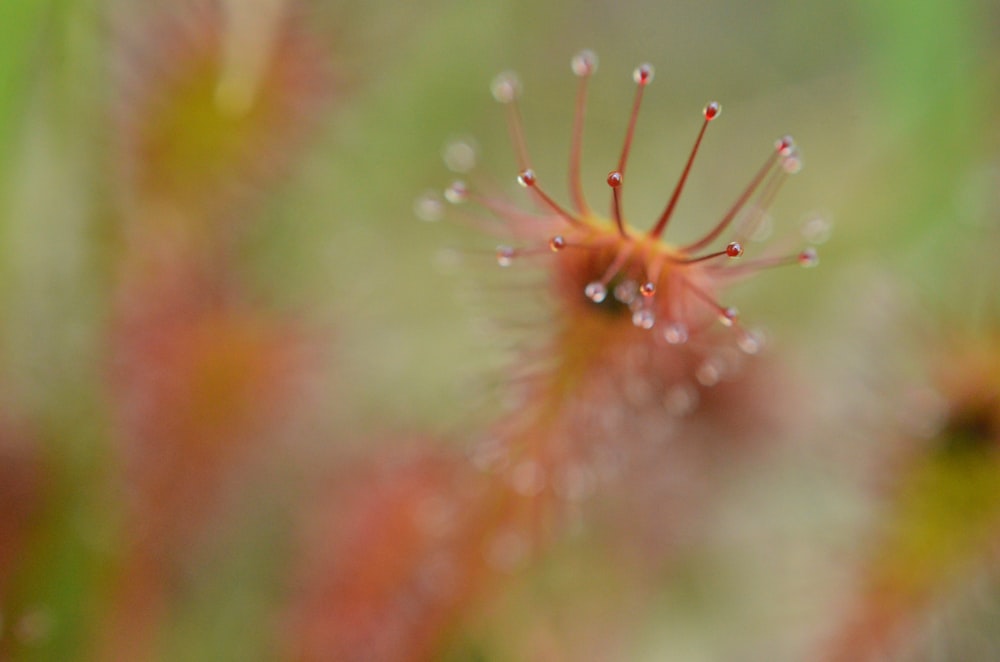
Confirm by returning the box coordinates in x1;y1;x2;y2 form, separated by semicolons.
444;180;468;204
696;359;722;387
632;308;655;329
614;280;638;304
607;170;623;187
737;329;764;354
442;138;478;173
633;63;654;85
703;101;721;120
798;247;819;267
782;150;803;174
664;383;699;416
640;281;656;297
725;241;744;257
413;191;444;222
719;306;739;327
801;214;832;244
549;235;566;252
584;281;607;303
571;49;598;77
662;322;689;345
516;168;536;187
496;245;515;267
490;71;522;103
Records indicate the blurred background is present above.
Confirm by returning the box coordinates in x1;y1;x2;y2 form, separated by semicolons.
1;0;998;660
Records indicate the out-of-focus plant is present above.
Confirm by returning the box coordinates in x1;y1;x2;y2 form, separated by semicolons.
822;328;1000;661
97;0;333;656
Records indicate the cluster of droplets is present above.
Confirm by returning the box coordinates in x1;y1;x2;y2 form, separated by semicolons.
418;49;824;354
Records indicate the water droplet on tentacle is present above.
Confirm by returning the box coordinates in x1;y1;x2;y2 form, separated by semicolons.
775;135;795;156
414;191;444;222
801;213;832;244
737;329;764;354
442;138;478;173
664;383;699;416
632;308;655;329
496;245;515;267
782;150;803;174
444;180;468;204
696;359;723;387
571;49;598;77
663;322;689;345
614;280;638;305
584;281;607;303
491;71;522;103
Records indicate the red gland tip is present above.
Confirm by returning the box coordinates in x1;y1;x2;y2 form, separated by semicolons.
633;63;654;86
725;241;744;257
775;135;795;156
517;168;537;187
720;306;739;327
607;170;623;187
571;50;598;77
640;281;656;297
798;247;819;267
703;101;721;121
549;235;567;252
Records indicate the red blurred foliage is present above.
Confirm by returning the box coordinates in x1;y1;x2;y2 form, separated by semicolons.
97;1;335;656
285;444;561;662
109;259;315;551
0;410;45;602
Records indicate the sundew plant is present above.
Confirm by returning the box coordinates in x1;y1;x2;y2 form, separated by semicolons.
0;1;997;661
